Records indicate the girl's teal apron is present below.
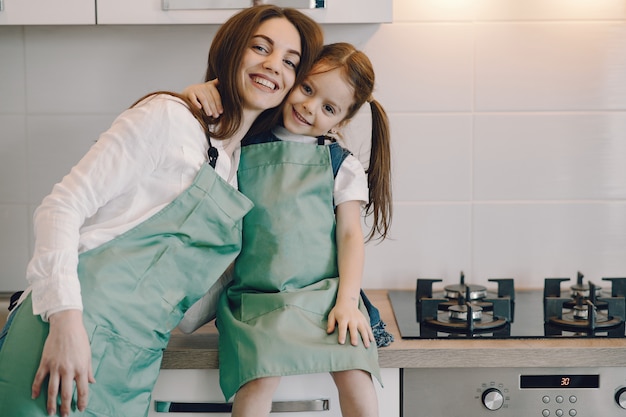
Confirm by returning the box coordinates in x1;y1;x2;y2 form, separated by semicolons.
217;139;381;401
0;162;253;416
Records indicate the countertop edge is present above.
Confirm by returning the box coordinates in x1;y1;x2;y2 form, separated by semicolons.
161;290;626;370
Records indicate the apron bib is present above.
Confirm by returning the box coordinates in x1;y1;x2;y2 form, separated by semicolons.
217;139;380;400
0;163;252;416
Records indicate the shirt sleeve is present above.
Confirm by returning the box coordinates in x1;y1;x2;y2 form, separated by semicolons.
334;154;369;207
27;95;176;320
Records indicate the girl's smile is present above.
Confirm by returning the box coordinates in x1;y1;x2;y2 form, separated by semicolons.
282;66;355;137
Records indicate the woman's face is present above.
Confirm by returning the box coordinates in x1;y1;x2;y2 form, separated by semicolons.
238;17;302;114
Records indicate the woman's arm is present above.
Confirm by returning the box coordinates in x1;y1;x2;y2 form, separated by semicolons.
28;95;175;318
28;95;175;416
326;200;374;347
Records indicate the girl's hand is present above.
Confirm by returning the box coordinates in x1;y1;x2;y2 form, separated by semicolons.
182;79;223;118
32;310;95;417
327;299;374;348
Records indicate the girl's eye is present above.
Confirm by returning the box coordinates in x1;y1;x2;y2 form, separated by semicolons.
323;104;335;115
301;84;313;95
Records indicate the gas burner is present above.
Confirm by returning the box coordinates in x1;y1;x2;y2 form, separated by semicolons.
570;271;601;298
443;276;487;300
543;272;626;337
415;272;515;337
449;304;483;321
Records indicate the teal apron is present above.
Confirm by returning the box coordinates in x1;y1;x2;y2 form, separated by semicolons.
0;162;252;416
217;139;380;401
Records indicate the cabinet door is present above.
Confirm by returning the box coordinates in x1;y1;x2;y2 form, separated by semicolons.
0;0;95;25
96;0;391;25
150;368;400;417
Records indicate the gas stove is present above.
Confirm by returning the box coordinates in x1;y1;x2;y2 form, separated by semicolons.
389;271;626;339
393;272;626;416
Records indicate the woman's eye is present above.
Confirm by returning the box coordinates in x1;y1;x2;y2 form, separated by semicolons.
252;44;269;54
284;59;297;69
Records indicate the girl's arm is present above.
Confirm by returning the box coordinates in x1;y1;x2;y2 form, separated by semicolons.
182;79;223;118
326;200;374;347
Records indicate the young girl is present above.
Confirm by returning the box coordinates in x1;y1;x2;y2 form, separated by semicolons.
184;42;392;417
0;6;323;417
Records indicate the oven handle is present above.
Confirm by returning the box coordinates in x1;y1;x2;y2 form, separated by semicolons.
154;399;330;413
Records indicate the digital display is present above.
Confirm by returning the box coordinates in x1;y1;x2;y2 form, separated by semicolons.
520;375;599;389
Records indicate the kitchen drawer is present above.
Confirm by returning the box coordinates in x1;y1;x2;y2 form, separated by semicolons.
150;368;399;416
0;0;95;25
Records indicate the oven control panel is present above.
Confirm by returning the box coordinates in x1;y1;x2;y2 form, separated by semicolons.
403;367;626;417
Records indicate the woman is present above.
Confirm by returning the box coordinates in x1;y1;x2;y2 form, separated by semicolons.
0;6;323;417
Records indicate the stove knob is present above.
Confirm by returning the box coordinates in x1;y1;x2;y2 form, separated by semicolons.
616;387;626;409
482;388;504;411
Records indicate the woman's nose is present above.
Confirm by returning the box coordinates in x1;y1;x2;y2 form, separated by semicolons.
263;53;281;74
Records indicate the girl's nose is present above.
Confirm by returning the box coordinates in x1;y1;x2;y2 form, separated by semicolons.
302;101;314;115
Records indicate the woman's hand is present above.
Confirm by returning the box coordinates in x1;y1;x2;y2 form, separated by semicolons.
327;298;374;348
182;79;223;118
32;309;95;417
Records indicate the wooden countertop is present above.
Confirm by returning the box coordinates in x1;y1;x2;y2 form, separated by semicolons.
161;290;626;369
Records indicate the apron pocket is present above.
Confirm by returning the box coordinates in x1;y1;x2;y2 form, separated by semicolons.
86;325;163;417
241;278;338;329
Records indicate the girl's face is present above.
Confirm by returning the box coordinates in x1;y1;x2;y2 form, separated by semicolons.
281;66;355;137
238;17;302;114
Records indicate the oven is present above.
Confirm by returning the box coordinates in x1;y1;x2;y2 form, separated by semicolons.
402;367;626;416
388;272;626;416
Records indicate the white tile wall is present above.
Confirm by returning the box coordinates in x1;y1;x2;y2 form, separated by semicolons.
0;0;625;293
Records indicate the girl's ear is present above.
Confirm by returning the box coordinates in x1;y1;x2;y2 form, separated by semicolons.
329;119;350;135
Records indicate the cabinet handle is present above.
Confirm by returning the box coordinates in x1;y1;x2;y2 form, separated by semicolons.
154;399;329;413
161;0;325;11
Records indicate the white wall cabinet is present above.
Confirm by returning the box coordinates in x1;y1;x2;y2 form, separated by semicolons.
0;0;390;26
0;0;95;25
96;0;392;25
150;368;400;416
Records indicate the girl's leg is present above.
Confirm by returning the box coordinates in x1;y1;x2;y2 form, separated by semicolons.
231;376;281;417
331;370;378;417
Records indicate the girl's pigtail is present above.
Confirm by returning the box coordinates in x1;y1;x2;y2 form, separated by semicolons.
364;99;392;242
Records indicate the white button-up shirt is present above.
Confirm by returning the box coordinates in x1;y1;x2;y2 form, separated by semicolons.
25;94;238;320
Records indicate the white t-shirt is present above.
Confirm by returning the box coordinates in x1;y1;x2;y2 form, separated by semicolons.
24;94;238;320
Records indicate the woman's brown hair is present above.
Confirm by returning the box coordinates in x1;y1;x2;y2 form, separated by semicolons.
132;7;322;147
313;43;392;242
205;5;323;139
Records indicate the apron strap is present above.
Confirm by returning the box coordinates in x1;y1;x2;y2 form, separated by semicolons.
8;291;23;311
206;132;219;168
